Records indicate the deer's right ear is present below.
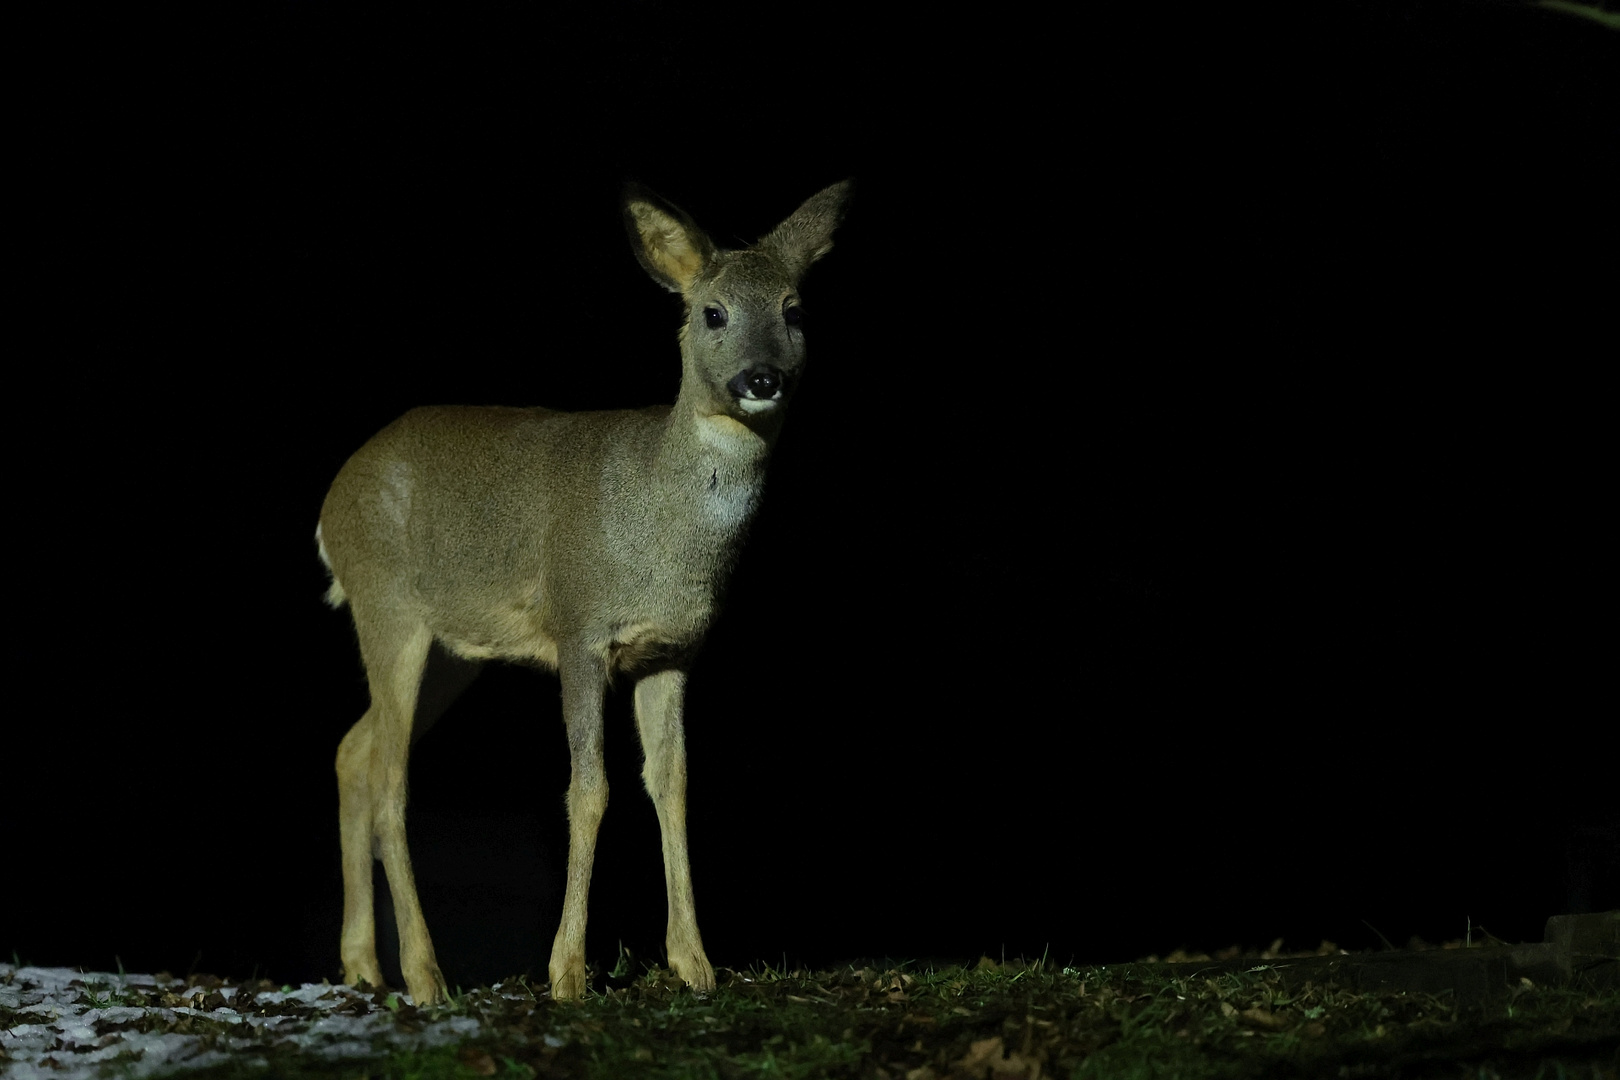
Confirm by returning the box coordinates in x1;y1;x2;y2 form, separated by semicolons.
624;184;716;296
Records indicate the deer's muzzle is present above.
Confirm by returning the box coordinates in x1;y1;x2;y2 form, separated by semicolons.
728;365;789;402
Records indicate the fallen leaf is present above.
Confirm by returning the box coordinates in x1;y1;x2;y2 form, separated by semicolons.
1239;1007;1288;1031
952;1035;1043;1079
457;1047;497;1076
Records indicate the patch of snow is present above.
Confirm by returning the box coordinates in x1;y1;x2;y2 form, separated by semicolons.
0;964;483;1080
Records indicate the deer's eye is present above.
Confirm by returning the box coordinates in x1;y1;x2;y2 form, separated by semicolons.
703;306;727;330
784;304;803;328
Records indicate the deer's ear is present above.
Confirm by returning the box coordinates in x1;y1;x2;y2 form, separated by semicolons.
624;184;717;296
757;179;853;280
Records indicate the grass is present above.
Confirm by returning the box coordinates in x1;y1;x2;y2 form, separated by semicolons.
6;950;1617;1079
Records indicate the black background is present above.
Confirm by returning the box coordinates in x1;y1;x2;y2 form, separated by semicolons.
10;2;1616;992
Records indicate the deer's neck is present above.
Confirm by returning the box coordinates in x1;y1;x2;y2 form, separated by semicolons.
646;401;773;535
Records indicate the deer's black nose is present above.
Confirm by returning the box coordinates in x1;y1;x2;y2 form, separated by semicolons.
729;366;786;400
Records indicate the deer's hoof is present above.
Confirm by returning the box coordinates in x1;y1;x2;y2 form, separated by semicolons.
342;958;386;993
550;958;589;1001
673;951;716;993
404;965;449;1006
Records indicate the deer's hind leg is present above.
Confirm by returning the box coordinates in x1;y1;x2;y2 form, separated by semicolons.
336;704;385;990
336;612;449;1004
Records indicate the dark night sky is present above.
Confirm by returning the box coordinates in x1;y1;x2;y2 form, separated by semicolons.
11;3;1615;993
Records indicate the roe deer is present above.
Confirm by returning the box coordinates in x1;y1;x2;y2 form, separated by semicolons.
316;180;852;1003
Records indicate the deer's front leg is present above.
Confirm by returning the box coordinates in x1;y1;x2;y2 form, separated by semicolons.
549;649;609;1000
634;669;715;992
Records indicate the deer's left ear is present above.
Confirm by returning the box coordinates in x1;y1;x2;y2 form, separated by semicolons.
757;179;853;280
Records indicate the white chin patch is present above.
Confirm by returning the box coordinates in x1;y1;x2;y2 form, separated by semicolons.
737;398;779;414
